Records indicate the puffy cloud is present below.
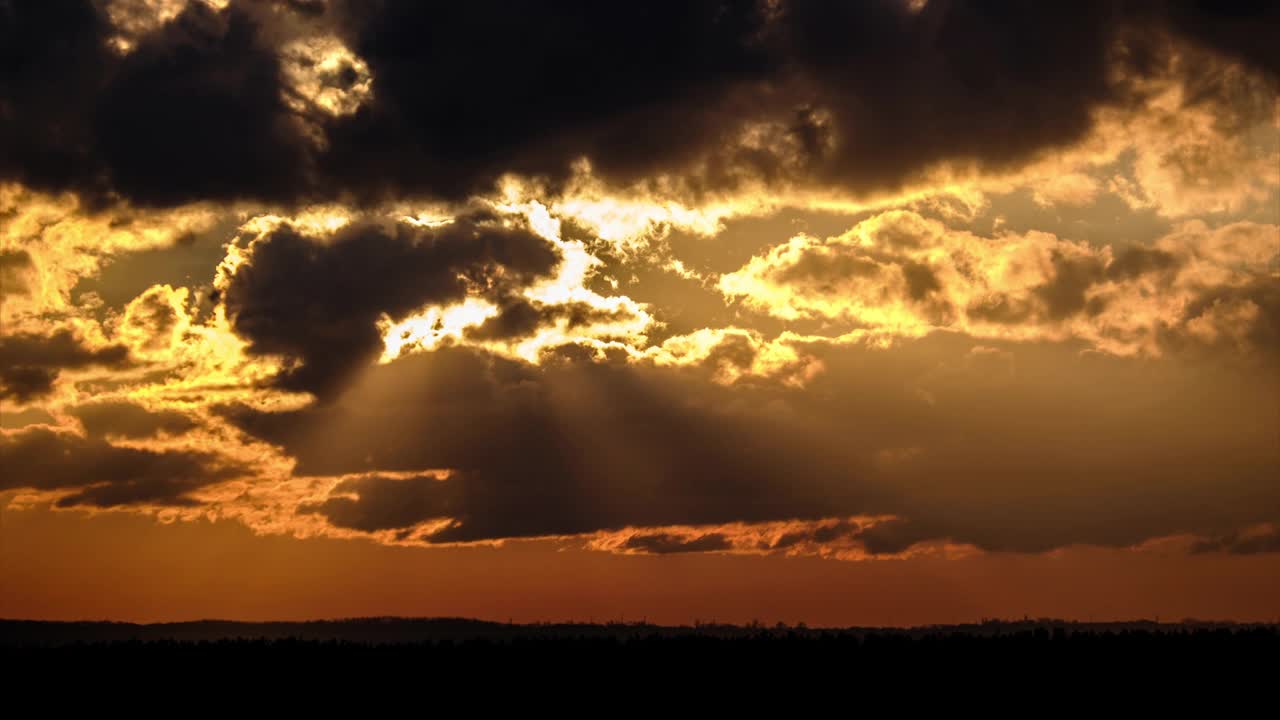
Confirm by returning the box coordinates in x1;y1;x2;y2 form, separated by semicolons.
1117;68;1279;218
116;284;192;360
1175;278;1280;355
644;328;824;387
1031;173;1100;208
104;1;225;52
380;203;661;364
0;184;219;335
280;34;372;117
720;210;1279;357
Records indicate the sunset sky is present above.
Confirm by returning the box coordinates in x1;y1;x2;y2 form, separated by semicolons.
1;0;1278;625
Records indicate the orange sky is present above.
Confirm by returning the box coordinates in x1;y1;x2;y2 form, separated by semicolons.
5;504;1280;625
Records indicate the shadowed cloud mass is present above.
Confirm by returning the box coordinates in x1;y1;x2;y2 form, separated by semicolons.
220;211;560;398
0;330;131;403
0;426;245;507
223;332;1278;553
3;0;1276;207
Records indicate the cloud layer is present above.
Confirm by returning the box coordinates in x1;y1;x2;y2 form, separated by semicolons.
1;0;1277;565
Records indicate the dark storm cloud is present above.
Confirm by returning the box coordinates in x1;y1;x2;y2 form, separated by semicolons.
320;0;1152;199
1156;0;1280;78
320;0;775;202
93;1;310;207
782;0;1121;190
70;400;197;439
0;426;244;507
0;0;114;197
3;0;1276;208
224;333;1279;553
0;330;131;403
0;0;308;207
221;212;559;398
321;0;1280;200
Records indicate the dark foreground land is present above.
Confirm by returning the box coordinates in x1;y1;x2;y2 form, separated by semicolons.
4;618;1276;703
7;616;1277;646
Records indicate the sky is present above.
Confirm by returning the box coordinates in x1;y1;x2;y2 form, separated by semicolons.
1;0;1278;625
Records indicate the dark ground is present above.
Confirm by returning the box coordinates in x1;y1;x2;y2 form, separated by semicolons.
4;618;1275;706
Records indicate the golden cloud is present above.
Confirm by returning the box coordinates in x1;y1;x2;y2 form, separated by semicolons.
720;210;1278;357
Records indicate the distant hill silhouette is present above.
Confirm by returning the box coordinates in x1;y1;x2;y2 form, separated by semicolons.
2;615;1275;645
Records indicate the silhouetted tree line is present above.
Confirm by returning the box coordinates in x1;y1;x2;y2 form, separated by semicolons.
4;625;1276;711
4;622;1275;677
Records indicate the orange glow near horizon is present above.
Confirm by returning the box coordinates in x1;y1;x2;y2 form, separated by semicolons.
4;505;1280;625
